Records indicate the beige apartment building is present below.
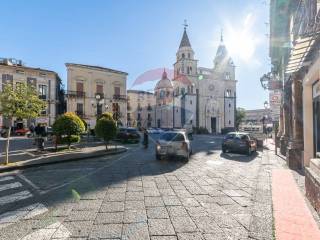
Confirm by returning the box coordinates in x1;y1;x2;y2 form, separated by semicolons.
66;63;128;128
127;90;155;128
0;58;63;129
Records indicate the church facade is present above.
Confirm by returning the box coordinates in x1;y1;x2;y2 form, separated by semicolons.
154;26;237;133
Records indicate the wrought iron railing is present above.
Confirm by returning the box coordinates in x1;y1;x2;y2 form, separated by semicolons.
66;91;86;98
113;94;127;101
292;0;320;39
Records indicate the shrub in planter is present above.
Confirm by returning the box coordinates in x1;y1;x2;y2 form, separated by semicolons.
95;116;117;150
52;112;85;149
57;135;80;145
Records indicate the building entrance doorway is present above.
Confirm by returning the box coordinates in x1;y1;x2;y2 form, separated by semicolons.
211;117;217;134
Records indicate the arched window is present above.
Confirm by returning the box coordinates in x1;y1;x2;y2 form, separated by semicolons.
191;85;194;93
181;88;185;95
190;67;192;74
187;67;190;74
188;53;191;59
182;53;185;59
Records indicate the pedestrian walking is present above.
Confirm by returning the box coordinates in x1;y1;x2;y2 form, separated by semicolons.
143;128;149;149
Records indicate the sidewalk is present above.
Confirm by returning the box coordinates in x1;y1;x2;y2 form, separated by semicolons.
264;139;320;239
0;143;127;172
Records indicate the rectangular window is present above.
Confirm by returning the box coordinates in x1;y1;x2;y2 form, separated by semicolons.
2;74;13;87
96;84;103;93
76;82;84;97
114;86;120;95
38;85;48;100
76;103;84;116
27;77;37;87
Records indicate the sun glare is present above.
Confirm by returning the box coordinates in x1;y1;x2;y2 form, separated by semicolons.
224;13;258;63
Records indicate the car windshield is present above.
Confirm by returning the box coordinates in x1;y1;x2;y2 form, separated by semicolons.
225;134;235;139
160;132;185;142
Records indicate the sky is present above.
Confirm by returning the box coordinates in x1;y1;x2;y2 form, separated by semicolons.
0;0;270;110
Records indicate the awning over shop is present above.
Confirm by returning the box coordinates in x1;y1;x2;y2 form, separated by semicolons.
286;36;316;73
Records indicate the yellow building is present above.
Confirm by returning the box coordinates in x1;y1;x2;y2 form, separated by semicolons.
127;90;155;128
0;58;62;128
66;63;128;128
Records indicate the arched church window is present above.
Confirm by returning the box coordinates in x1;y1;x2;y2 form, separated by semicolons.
191;85;194;93
182;53;185;59
190;67;192;73
181;88;185;95
188;53;190;59
160;90;165;99
187;67;190;74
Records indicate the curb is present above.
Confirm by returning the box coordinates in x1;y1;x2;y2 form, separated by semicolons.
0;147;127;173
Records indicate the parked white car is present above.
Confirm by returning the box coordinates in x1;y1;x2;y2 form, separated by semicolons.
156;130;192;161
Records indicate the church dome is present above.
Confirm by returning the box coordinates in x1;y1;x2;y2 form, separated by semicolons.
155;70;173;90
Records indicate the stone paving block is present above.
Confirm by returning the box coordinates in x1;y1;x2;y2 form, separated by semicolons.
126;191;145;201
123;209;147;223
231;196;252;207
167;206;188;217
127;180;143;187
146;207;169;219
126;186;143;192
99;201;125;212
162;196;182;206
66;210;97;221
148;219;175;236
72;200;103;211
94;212;123;224
89;223;122;239
232;213;252;230
107;187;127;194
171;185;187;190
151;236;177;240
144;187;161;197
180;198;200;207
222;189;243;197
175;190;193;198
62;220;93;238
145;196;165;207
211;196;235;206
159;188;176;196
104;193;126;202
186;206;209;217
122;222;150;240
125;200;145;210
171;216;198;233
177;232;205;240
192;216;224;234
142;181;157;188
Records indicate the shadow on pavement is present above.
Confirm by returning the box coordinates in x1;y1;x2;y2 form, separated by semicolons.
219;151;259;162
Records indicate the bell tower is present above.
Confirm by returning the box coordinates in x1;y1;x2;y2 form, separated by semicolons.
174;20;198;79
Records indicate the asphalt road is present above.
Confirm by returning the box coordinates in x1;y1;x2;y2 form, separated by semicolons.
0;134;276;240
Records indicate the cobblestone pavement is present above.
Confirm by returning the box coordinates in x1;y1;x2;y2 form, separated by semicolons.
0;135;294;240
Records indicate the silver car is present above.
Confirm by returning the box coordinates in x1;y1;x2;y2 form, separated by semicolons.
156;131;192;161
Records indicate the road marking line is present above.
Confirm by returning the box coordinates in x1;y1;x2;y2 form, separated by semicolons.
0;190;33;205
40;148;138;195
0;203;48;229
17;173;41;191
0;176;14;182
0;182;22;192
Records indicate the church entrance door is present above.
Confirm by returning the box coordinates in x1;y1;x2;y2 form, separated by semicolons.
211;117;217;134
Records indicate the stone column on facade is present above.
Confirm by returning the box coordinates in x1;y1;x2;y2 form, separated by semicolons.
280;80;290;156
286;75;304;170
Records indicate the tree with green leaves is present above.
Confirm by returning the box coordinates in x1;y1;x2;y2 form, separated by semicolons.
0;83;46;164
95;115;117;150
52;112;85;149
235;107;246;130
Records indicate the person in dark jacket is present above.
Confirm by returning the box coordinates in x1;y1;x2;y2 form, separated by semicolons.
143;128;149;148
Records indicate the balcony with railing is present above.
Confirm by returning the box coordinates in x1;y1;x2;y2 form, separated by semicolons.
286;0;320;73
292;0;320;39
113;94;127;101
66;91;86;98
